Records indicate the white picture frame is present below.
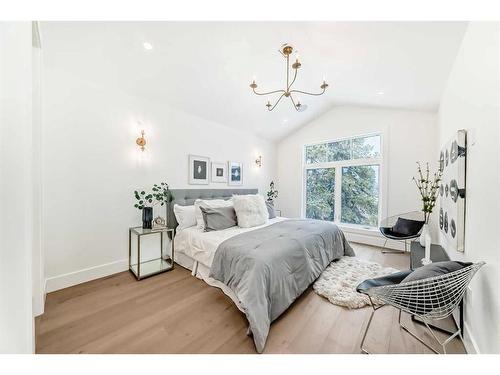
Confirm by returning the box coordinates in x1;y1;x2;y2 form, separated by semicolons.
211;162;227;183
188;155;210;185
228;161;243;186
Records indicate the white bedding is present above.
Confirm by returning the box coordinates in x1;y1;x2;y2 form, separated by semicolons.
174;217;287;313
174;217;287;269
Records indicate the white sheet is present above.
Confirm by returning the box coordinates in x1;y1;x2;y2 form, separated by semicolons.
174;217;287;269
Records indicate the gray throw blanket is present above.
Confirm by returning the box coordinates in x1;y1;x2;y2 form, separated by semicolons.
209;219;354;353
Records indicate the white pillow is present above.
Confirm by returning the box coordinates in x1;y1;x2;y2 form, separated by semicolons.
173;204;196;231
232;194;268;228
194;198;233;229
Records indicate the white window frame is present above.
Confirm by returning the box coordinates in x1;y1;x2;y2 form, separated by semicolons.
301;132;387;231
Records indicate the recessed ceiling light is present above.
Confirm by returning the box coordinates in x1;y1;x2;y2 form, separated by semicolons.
377;91;384;95
143;42;153;50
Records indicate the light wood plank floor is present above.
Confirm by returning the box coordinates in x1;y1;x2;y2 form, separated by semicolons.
35;243;466;354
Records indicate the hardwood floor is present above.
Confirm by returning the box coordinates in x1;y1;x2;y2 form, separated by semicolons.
35;243;466;354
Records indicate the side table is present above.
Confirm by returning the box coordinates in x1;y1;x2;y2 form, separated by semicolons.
128;226;174;280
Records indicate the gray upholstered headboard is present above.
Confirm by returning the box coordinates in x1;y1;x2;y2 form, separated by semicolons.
167;188;258;234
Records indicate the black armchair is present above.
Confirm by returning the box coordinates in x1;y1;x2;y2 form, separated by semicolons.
379;211;425;253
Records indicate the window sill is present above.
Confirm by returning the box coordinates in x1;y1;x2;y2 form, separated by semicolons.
337;223;382;237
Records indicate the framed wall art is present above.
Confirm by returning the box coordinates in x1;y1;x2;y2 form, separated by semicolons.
211;162;227;183
438;130;466;252
188;155;210;185
228;161;243;186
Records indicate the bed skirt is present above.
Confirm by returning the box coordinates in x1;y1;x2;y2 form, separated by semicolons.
174;252;246;313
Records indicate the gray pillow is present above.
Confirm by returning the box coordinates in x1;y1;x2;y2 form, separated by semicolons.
199;205;237;232
266;201;276;219
402;261;472;283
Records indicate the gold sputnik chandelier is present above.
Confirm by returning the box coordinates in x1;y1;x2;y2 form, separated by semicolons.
250;44;329;112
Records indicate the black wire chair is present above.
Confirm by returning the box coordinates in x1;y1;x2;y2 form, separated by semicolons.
379;211;425;254
358;262;485;354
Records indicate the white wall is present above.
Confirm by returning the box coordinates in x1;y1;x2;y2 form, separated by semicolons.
31;22;44;318
276;106;437;246
0;22;35;353
41;66;276;291
435;22;500;354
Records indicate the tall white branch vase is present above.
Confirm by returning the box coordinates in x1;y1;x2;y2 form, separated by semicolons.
419;223;429;247
419;220;432;265
421;233;432;265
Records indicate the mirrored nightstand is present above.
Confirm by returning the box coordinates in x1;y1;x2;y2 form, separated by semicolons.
128;226;174;280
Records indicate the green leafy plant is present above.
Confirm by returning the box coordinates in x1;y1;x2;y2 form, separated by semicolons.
134;182;170;210
266;181;278;203
413;162;442;223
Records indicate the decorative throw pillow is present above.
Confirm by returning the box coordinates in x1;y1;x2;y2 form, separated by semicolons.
173;204;196;231
357;270;414;293
391;217;425;236
200;205;237;232
232;194;268;228
266;201;276;219
402;261;472;283
194;198;233;230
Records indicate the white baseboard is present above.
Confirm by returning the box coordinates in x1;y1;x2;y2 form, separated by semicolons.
32;294;44;317
463;322;480;354
42;231;407;293
45;259;128;293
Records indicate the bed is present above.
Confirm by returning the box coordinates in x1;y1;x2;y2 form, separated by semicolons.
167;188;354;353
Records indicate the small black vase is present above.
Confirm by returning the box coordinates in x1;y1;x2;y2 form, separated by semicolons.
142;207;153;229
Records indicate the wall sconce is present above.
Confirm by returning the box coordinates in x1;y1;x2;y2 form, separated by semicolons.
255;155;262;168
136;129;146;152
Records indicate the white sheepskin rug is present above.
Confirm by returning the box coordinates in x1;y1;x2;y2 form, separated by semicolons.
313;256;399;309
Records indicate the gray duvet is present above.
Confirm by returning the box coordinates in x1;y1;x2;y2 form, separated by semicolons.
209;219;354;353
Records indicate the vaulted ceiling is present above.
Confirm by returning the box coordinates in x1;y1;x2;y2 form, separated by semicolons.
40;22;467;140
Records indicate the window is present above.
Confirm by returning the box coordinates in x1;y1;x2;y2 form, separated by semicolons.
306;168;336;221
304;134;382;229
341;165;379;227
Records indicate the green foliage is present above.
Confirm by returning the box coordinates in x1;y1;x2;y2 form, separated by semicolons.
133;182;170;210
306;168;336;221
305;140;350;164
305;135;380;164
266;181;279;203
341;166;379;227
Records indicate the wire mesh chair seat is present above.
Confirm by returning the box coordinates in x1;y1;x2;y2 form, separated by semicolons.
379;211;425;254
359;262;485;354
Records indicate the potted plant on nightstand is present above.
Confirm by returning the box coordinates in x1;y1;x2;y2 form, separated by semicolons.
134;182;170;229
413;162;442;246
